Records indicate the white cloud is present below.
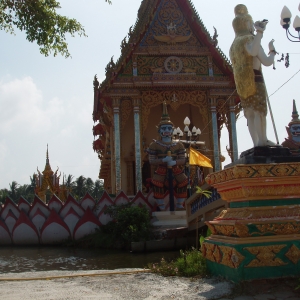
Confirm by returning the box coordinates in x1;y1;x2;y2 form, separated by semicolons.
0;77;64;135
0;76;100;188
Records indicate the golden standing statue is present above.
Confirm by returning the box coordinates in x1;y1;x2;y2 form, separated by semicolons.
229;4;277;147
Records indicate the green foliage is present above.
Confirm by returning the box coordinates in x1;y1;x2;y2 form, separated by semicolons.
0;188;8;204
200;228;212;248
68;227;115;248
149;248;207;277
71;176;104;201
70;203;153;249
103;204;153;248
195;186;212;198
0;0;112;57
0;174;104;204
1;177;36;203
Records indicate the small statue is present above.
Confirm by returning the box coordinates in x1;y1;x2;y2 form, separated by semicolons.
229;4;277;147
282;100;300;155
146;102;188;210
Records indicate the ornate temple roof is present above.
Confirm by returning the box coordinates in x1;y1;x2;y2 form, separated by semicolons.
98;0;233;93
41;144;54;176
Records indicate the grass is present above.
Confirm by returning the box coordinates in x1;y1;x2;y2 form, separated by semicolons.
148;248;208;277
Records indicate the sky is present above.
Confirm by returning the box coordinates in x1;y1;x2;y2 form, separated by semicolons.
0;0;299;189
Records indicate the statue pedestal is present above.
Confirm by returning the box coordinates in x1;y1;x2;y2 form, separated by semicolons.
202;161;300;282
152;211;187;228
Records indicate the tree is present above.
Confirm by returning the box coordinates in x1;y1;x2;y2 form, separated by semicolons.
0;188;8;204
0;0;112;58
85;177;94;194
64;174;75;189
24;174;37;203
74;175;86;200
8;181;19;202
93;179;104;200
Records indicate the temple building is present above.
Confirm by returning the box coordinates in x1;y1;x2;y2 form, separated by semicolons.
92;0;239;195
35;145;68;202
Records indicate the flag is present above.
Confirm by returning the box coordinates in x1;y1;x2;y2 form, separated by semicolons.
189;147;213;168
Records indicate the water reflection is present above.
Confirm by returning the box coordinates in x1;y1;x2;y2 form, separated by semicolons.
0;247;179;273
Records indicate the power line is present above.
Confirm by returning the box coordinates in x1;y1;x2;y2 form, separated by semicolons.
268;68;300;98
236;68;300;122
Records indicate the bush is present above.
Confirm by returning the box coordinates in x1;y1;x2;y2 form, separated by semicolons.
102;203;153;248
149;248;207;277
66;203;153;249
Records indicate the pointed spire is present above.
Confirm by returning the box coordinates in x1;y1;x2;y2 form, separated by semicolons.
158;101;174;127
291;99;299;122
46;144;49;165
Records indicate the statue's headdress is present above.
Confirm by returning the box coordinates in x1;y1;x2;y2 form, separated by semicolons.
289;99;300;125
158;101;174;127
232;4;253;36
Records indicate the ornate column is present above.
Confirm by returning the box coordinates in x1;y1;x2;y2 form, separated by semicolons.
112;98;121;194
210;98;220;171
229;98;239;162
132;98;142;192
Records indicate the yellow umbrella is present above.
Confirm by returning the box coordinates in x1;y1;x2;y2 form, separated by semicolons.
189;147;213;168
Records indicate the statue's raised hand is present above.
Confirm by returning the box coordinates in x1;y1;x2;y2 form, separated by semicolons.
254;20;268;33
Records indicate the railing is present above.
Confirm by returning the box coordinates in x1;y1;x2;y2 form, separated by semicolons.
190;187;220;214
185;184;227;231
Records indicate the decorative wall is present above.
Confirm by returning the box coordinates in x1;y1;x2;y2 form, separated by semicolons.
0;191;154;245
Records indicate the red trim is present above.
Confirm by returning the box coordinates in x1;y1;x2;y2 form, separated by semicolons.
12;211;39;237
17;196;30;207
114;191;130;204
81;192;96;204
32;208;46;219
131;190;152;209
49;194;62;205
64;207;81;219
73;207;102;239
58;194;84;217
40;209;71;235
5;210;17;221
98;191;114;205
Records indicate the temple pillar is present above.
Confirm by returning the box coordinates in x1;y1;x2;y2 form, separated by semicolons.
210;98;220;171
132;98;142;192
113;98;121;194
229;98;239;162
110;126;115;195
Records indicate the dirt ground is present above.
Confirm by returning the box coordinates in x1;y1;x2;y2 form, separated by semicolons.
0;269;299;300
0;269;233;300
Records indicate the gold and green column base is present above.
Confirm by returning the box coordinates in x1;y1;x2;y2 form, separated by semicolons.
202;162;300;282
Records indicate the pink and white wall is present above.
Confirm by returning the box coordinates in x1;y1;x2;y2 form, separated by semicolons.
0;190;156;245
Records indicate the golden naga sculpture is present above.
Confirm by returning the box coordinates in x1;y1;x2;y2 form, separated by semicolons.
153;22;192;44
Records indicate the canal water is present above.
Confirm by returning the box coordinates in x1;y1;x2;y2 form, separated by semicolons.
0;247;179;273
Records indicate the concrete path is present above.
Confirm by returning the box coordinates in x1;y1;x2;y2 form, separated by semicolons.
0;270;299;299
